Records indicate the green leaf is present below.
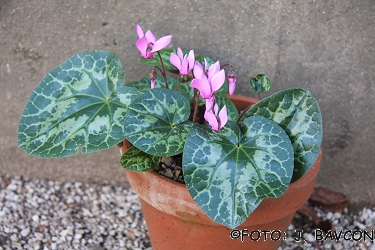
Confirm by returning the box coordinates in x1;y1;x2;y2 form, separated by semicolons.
126;76;177;92
239;88;323;181
183;118;294;228
120;146;160;172
18;51;140;158
250;74;271;93
214;92;239;122
124;88;192;156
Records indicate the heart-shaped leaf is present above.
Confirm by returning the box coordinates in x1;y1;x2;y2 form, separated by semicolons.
250;74;271;93
18;51;140;158
120;146;160;172
183;118;294;228
238;88;323;181
124;88;192;156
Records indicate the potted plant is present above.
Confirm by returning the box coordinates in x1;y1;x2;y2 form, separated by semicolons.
18;24;323;249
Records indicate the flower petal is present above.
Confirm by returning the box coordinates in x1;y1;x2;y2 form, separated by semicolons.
193;61;203;78
190;74;212;98
205;96;215;111
150;35;172;52
145;30;156;44
204;58;209;72
150;79;156;89
136;24;144;38
207;61;221;81
228;76;236;95
170;52;181;70
135;36;148;57
177;47;184;60
180;56;189;74
210;69;225;93
204;110;219;131
188;50;195;72
218;105;228;129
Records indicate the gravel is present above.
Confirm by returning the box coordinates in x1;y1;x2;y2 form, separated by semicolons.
1;175;374;250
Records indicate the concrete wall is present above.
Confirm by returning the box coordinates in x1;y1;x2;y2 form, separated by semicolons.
1;0;374;206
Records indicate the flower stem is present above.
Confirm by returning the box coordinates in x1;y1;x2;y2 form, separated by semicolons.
192;89;199;123
220;63;234;69
236;104;254;124
157;51;168;89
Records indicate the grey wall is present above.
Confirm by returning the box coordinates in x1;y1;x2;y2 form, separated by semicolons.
1;0;374;206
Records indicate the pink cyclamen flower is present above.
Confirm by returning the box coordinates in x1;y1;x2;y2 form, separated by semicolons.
135;24;172;59
170;48;195;75
190;60;225;110
190;61;225;99
227;70;236;95
204;104;228;131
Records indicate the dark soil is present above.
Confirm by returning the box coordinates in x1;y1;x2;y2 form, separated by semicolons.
153;154;185;184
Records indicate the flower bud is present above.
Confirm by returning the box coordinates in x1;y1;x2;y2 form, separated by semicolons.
228;70;236;95
149;67;157;89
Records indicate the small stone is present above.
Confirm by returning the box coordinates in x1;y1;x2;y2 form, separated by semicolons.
354;221;366;230
334;212;342;219
326;212;333;220
6;183;18;191
32;214;40;223
125;230;135;240
82;208;93;217
73;195;81;203
34;232;44;241
60;229;72;237
304;233;315;242
74;234;82;240
20;228;31;237
10;234;18;242
66;197;74;204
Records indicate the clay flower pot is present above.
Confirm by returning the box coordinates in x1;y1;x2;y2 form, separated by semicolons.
122;94;322;250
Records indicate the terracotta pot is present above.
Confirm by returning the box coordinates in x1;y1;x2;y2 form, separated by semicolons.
122;94;322;250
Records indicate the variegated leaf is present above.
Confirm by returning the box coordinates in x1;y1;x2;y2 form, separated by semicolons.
124;88;192;156
249;74;271;93
120;146;160;172
18;51;140;158
183;118;294;228
238;88;323;181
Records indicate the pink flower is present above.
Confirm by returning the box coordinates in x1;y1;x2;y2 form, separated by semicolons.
135;24;172;59
227;70;236;95
204;104;228;131
190;61;225;99
170;48;195;75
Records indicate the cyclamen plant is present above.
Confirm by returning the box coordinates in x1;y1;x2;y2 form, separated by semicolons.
18;24;323;228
